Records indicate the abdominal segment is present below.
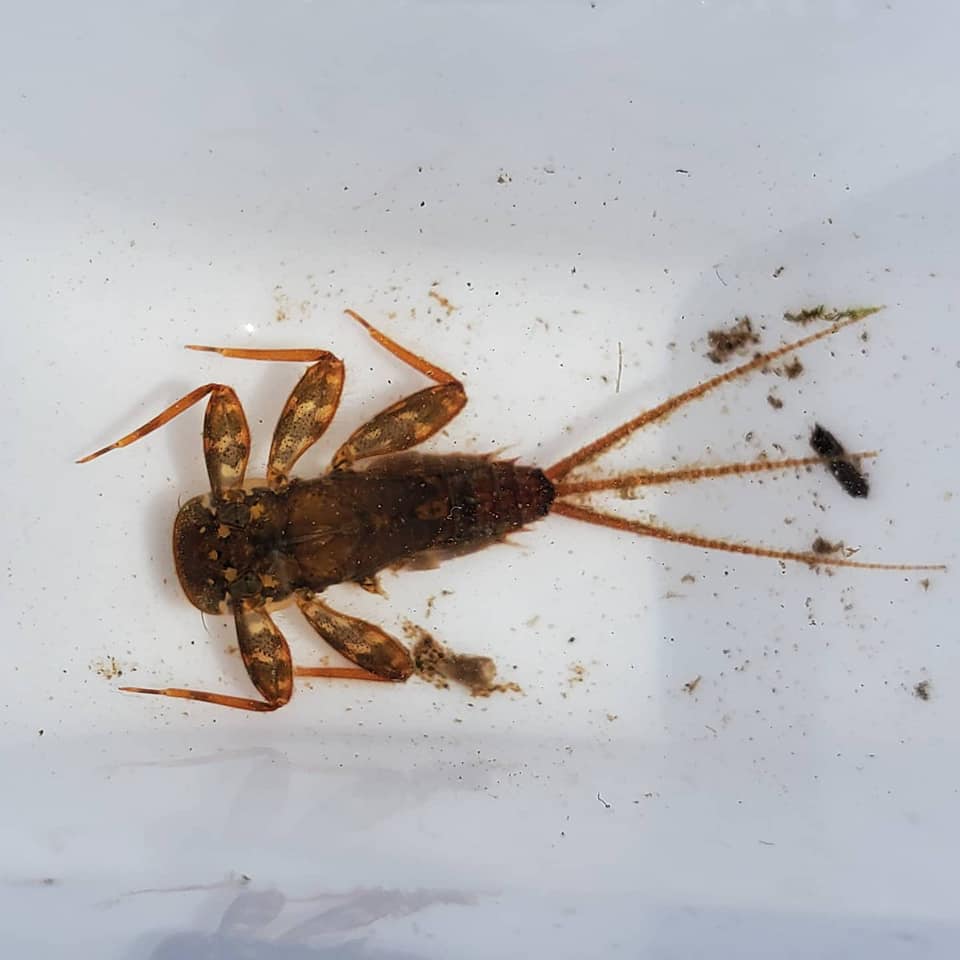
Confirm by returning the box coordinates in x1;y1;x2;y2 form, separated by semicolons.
284;454;555;589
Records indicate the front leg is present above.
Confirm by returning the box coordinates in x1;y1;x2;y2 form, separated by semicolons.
121;604;293;712
78;382;251;501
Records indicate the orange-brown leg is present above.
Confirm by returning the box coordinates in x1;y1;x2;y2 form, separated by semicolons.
183;344;349;487
185;345;340;362
121;604;294;712
202;388;251;500
546;307;882;482
78;382;250;501
293;666;398;681
550;500;945;572
77;383;250;499
295;593;414;681
555;452;877;496
331;309;467;468
266;356;344;486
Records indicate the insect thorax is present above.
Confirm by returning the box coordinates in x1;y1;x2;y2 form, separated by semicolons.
173;487;300;614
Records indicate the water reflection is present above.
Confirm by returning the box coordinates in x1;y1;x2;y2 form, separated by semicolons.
141;883;477;960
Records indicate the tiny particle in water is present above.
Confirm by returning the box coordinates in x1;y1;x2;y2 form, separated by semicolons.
785;304;882;326
913;680;931;701
706;316;760;364
783;357;804;379
427;288;456;315
784;305;826;325
567;663;587;687
811;536;844;555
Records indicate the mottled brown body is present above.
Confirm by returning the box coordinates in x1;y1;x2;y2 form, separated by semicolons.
79;304;942;712
174;455;554;614
288;456;554;586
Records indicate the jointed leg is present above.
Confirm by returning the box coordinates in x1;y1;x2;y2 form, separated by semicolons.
344;308;459;384
267;356;344;485
296;593;414;681
184;344;348;486
294;665;397;681
331;309;467;468
186;345;340;362
121;604;294;711
79;343;350;481
203;388;251;499
77;383;251;501
546;308;882;482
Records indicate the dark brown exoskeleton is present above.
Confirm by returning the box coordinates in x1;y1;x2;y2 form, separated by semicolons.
79;307;943;711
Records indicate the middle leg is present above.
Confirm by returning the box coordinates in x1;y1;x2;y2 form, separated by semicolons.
296;593;414;681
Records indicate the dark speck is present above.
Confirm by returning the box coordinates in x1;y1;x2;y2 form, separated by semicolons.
811;424;869;498
810;424;846;458
829;460;869;498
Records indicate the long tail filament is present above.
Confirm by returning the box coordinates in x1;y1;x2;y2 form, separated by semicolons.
555;452;876;497
547;309;944;572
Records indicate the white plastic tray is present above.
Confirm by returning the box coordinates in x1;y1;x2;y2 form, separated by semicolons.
2;3;958;957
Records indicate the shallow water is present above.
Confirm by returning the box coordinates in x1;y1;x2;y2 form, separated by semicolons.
2;2;959;956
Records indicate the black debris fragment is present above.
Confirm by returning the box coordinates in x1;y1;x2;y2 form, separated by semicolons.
810;424;869;498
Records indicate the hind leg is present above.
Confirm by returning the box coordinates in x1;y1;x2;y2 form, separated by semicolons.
296;593;414;681
331;309;467;468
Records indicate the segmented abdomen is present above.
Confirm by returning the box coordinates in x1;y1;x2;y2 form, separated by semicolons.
284;454;556;589
426;455;556;542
